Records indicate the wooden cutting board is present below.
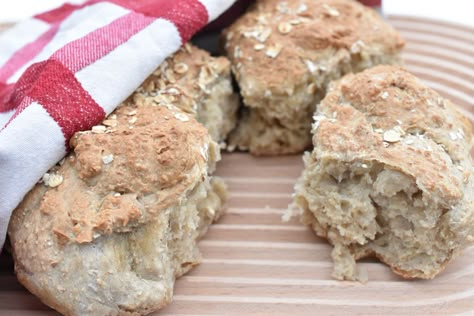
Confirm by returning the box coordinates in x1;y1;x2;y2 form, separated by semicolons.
1;15;473;315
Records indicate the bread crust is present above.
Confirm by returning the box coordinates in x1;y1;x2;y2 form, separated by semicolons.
293;65;473;280
224;0;404;155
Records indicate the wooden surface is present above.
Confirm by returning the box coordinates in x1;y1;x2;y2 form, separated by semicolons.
1;16;473;316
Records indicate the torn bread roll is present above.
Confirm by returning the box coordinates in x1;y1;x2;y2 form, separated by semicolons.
7;45;236;316
292;65;473;281
223;0;404;155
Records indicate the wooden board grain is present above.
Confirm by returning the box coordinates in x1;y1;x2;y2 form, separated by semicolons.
0;16;473;316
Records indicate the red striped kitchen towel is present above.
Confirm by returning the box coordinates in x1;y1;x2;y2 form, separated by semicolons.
0;0;236;250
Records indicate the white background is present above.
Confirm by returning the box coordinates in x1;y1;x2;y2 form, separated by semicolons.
0;0;473;26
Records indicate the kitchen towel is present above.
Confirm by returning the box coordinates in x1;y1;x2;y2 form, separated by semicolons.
0;0;236;250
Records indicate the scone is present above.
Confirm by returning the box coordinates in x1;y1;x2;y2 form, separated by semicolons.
223;0;404;155
291;65;474;280
136;43;239;143
7;46;234;316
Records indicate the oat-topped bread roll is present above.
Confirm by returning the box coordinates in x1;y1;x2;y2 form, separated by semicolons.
136;43;239;143
224;0;404;155
292;65;473;281
7;46;232;316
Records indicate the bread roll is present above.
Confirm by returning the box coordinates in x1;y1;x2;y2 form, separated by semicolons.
8;45;236;315
223;0;404;155
292;65;473;280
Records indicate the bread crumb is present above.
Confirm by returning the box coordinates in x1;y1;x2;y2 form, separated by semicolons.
254;43;265;51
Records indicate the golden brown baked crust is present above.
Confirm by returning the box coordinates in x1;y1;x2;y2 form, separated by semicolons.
292;65;473;280
8;46;231;316
224;0;404;155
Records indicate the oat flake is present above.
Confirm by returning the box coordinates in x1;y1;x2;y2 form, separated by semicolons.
296;3;307;14
173;63;189;74
265;44;282;58
102;154;114;165
103;119;117;127
278;22;292;34
92;125;106;133
256;28;272;42
175;113;189;122
383;129;401;143
307;83;317;94
449;131;458;141
43;173;63;188
323;4;340;16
